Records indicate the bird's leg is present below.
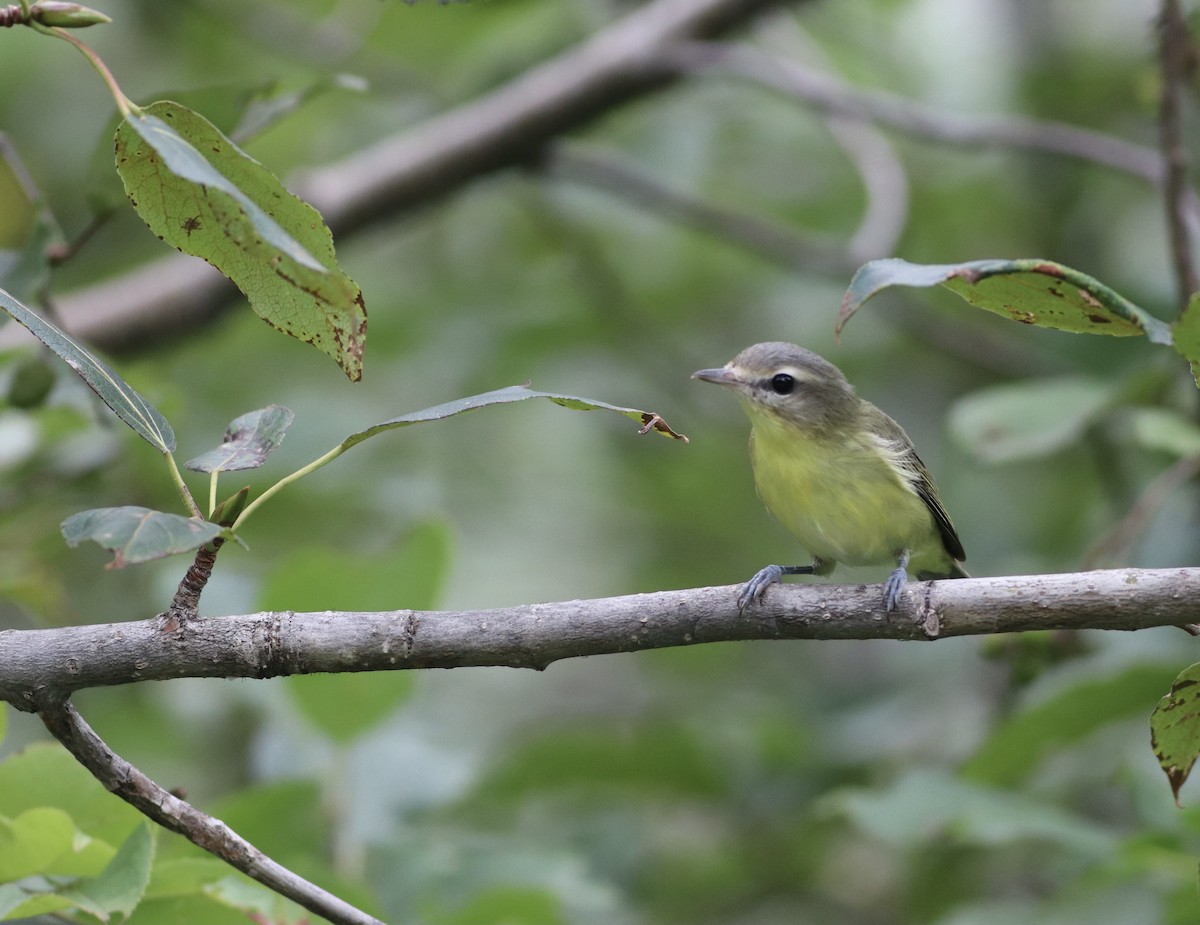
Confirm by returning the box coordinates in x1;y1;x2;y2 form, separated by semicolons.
738;559;826;611
884;550;910;613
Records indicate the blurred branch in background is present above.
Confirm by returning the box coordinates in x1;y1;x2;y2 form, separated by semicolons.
545;142;856;273
1;0;789;354
6;0;1184;358
1156;0;1199;309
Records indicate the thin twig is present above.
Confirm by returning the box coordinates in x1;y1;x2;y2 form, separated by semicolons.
1158;0;1200;309
751;14;909;262
546;143;855;273
664;40;1191;197
38;701;386;925
1085;453;1200;568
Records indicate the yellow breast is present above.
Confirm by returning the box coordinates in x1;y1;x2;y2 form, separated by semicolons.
746;409;943;570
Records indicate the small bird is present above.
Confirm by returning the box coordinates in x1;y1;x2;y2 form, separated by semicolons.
693;342;967;613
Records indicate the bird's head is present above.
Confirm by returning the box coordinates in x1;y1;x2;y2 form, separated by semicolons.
692;341;858;434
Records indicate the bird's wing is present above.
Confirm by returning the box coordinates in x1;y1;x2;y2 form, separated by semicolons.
872;413;966;563
907;449;966;563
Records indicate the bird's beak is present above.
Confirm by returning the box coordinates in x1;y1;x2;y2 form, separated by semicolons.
692;366;741;387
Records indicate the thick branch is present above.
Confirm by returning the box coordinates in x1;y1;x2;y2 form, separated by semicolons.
3;569;1196;707
38;701;385;925
6;0;785;353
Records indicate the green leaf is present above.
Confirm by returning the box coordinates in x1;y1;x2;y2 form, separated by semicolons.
428;887;565;925
1173;292;1200;386
0;807;76;880
1152;663;1200;805
838;257;1173;344
61;821;155;921
0;139;63;306
965;664;1180;787
267;522;451;741
231;73;369;143
115;101;367;381
61;506;226;568
1125;407;1200;457
184;405;294;473
341;384;688;451
0;743;141;845
820;769;1114;854
947;376;1117;463
0;288;175;451
0;704;6;747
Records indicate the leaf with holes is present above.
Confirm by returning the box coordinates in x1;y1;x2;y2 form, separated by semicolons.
1151;662;1200;806
838;258;1172;344
0;288;174;451
116;101;366;380
62;507;227;568
185;405;294;473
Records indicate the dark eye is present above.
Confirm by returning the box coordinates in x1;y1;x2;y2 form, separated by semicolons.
770;373;795;395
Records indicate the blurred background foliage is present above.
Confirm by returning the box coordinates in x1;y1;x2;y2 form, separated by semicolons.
3;0;1200;922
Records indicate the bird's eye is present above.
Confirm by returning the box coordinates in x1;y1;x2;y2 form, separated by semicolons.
770;373;796;395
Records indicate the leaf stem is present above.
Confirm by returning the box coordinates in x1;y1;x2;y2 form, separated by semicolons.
37;24;138;118
208;471;219;518
230;443;347;532
164;452;203;519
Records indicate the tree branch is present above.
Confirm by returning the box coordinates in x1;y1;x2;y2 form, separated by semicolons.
1157;0;1200;309
664;41;1176;184
3;569;1196;708
3;0;787;353
38;700;385;925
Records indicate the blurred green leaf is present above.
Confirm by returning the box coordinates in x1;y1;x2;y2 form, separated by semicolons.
839;257;1173;344
342;384;688;451
126;894;270;925
426;886;565;925
1125;407;1200;457
0;704;5;747
184;404;294;473
269;521;451;741
1151;663;1200;806
1173;293;1200;387
820;769;1114;853
0;288;175;451
0;743;141;845
202;780;326;865
948;377;1116;463
0;137;62;306
61;821;155;920
473;723;728;804
6;355;56;409
116;101;367;381
61;506;226;568
965;664;1180;787
232;73;369;143
0;807;76;880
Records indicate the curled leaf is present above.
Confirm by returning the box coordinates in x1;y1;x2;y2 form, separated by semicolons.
341;384;689;451
838;258;1172;345
185;405;294;473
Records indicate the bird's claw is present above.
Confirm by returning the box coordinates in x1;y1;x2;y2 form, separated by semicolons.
737;564;783;611
884;566;908;614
